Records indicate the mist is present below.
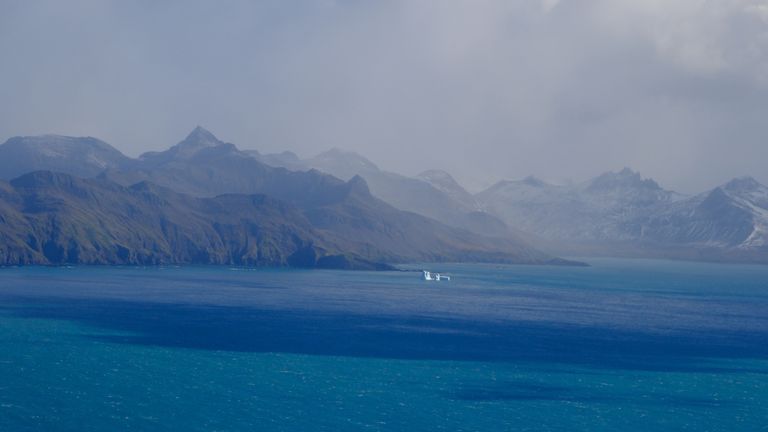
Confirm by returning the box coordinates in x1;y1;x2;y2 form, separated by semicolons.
1;0;766;193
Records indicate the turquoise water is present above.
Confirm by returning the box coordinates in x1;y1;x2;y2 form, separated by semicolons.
0;259;766;431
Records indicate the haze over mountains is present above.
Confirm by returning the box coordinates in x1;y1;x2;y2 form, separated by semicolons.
246;140;768;264
476;169;768;263
251;146;507;237
1;127;766;266
0;128;558;268
0;135;135;178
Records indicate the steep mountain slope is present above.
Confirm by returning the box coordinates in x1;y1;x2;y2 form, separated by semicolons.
139;126;224;167
299;176;552;264
293;149;508;236
0;171;559;267
476;176;587;240
94;128;558;265
416;169;479;210
579;168;683;211
0;171;344;267
4;129;765;264
638;177;768;250
477;169;768;262
477;169;683;242
0;135;134;180
103;128;355;208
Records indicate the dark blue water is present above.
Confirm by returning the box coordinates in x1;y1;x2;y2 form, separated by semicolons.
0;259;766;431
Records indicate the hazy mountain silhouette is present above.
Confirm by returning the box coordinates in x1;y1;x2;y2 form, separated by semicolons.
2;129;765;264
0;135;135;179
255;147;510;237
0;129;565;267
0;170;564;267
477;169;768;263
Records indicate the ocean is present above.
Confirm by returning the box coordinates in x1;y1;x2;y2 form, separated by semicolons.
0;259;766;431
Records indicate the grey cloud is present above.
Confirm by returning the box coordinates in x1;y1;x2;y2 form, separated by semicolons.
0;0;766;194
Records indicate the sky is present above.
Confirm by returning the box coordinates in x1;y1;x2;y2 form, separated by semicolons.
1;0;767;193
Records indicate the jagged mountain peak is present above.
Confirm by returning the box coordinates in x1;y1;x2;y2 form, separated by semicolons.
601;166;638;178
139;126;233;165
179;126;223;148
188;125;214;137
587;168;662;192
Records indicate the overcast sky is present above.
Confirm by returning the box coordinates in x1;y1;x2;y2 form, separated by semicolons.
1;0;766;193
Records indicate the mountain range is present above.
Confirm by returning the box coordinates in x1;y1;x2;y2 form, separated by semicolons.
1;127;765;265
0;128;560;268
249;146;508;237
247;147;768;264
476;169;768;263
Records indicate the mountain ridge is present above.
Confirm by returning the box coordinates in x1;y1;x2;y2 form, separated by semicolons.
0;170;568;267
477;169;768;263
0;128;567;267
2;128;765;264
258;146;510;237
0;135;134;180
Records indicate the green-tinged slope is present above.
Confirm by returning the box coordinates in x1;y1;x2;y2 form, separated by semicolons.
0;171;564;268
0;128;571;267
98;128;561;265
0;172;385;268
